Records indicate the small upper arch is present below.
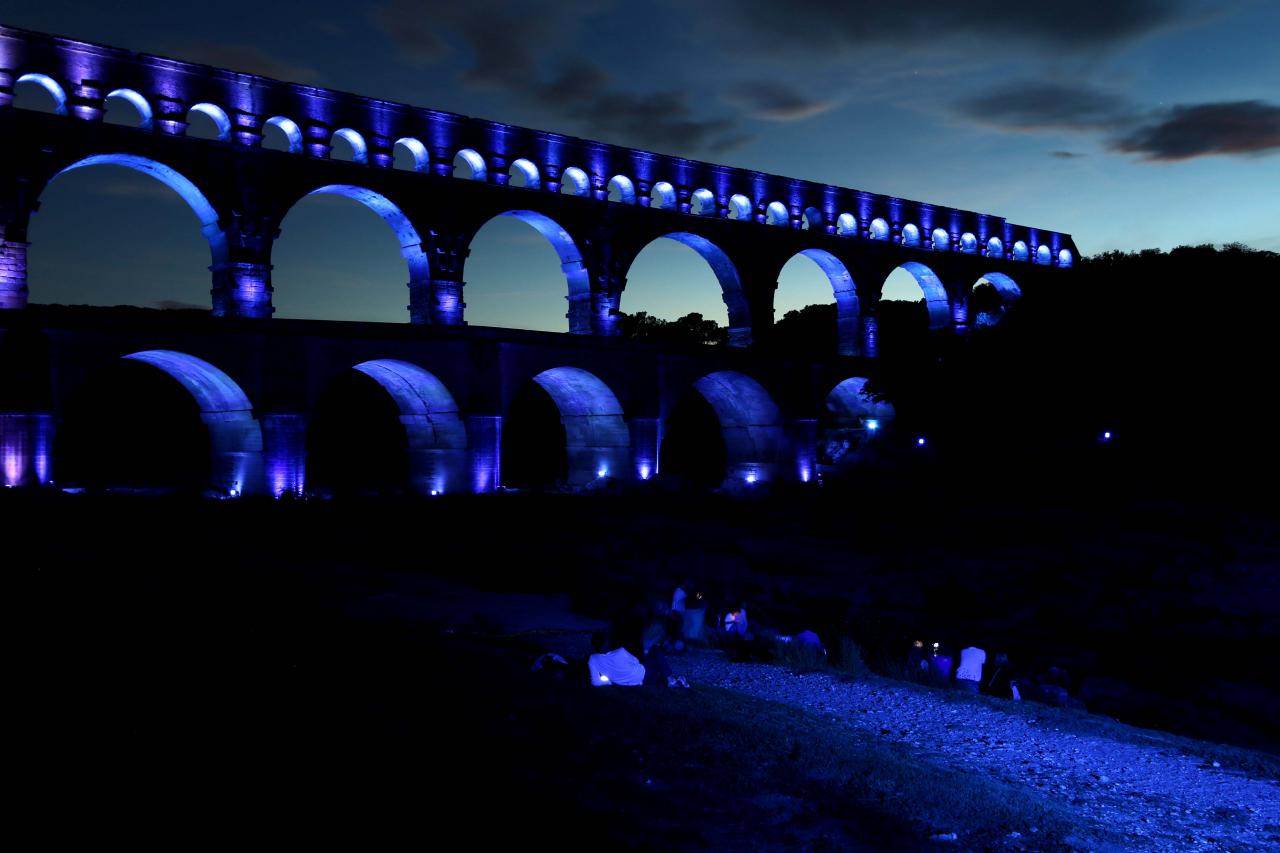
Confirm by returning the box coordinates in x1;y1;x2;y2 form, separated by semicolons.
186;103;232;141
331;128;368;164
1036;244;1052;265
960;232;978;254
1013;240;1030;261
901;223;921;247
104;89;153;129
931;228;950;251
727;194;753;221
802;207;824;231
14;73;68;114
607;175;635;203
836;213;857;236
265;116;304;153
986;236;1004;258
869;218;890;240
560;166;591;197
1058;248;1073;267
691;188;716;216
509;158;540;189
393;137;429;170
453;148;486;181
765;201;790;227
651;181;677;209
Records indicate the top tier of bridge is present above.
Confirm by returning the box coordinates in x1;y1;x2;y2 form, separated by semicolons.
0;23;1076;262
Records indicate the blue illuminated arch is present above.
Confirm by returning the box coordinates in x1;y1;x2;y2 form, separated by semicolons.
870;218;890;240
352;359;467;495
651;181;677;209
802;207;824;231
728;194;752;221
393;137;429;170
529;367;630;486
960;232;978;254
827;377;895;428
607;175;635;204
932;228;950;251
331;128;368;164
1036;244;1051;265
972;273;1021;327
791;249;862;357
889;261;950;330
453;148;486;181
691;188;716;216
986;236;1004;258
510;158;540;189
690;371;789;484
122;350;264;495
836;213;857;236
476;210;591;332
626;232;751;346
51;154;228;273
1013;240;1029;261
901;223;921;247
560;166;591;197
104;89;153;129
15;73;67;114
187;103;231;141
266;116;304;153
765;201;790;226
1058;248;1073;267
305;185;429;281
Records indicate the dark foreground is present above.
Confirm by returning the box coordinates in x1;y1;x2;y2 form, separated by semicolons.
8;480;1280;846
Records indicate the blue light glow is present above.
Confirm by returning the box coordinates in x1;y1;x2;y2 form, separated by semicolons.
765;201;790;226
745;472;757;483
561;166;591;197
866;419;879;431
607;174;635;203
15;73;68;115
961;232;978;253
987;236;1004;257
901;223;920;247
870;218;890;240
917;437;927;446
1059;248;1074;267
728;194;753;220
691;188;716;215
510;158;541;189
651;181;677;209
836;213;857;235
187;103;232;142
1013;240;1030;261
105;88;153;129
266;116;304;154
932;227;950;251
1036;244;1052;265
453;148;486;181
394;136;429;170
639;464;651;480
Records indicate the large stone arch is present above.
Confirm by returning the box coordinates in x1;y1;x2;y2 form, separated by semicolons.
278;185;430;316
623;232;751;347
690;371;790;484
784;248;861;356
529;367;630;486
886;261;951;330
970;271;1022;327
351;359;468;495
21;155;228;312
467;210;593;333
121;350;264;495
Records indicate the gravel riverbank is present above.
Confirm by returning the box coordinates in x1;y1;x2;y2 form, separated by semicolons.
678;651;1280;851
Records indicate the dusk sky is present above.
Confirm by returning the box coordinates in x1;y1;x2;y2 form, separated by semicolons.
7;0;1280;330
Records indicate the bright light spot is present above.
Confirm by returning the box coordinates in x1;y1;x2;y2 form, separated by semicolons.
430;489;441;496
916;437;926;447
639;465;651;480
1101;431;1113;442
866;419;879;432
597;467;608;479
800;468;811;483
745;473;757;484
599;674;609;683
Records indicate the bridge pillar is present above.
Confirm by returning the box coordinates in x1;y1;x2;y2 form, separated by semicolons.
408;278;465;325
466;415;502;493
629;417;659;481
488;153;509;185
0;411;54;487
232;110;263;148
0;235;29;310
261;412;307;498
635;179;651;208
211;261;273;318
304;121;332;159
153;96;188;136
861;313;879;359
0;69;14;108
788;418;819;483
368;136;394;169
677;186;692;215
68;81;104;121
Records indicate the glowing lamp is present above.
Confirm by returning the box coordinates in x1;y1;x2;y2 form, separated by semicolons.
638;464;651;480
916;437;926;447
1103;431;1112;441
745;472;757;484
597;467;608;479
599;674;609;683
430;489;441;496
866;419;879;431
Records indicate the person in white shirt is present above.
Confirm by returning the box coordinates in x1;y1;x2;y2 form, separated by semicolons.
955;645;986;693
587;646;646;687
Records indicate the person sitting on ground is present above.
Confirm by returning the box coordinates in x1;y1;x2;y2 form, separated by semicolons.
587;631;646;688
955;644;987;694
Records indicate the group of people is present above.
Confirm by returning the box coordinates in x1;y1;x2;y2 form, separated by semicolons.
908;640;1016;698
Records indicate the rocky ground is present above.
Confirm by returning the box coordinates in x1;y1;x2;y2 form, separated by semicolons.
672;650;1280;851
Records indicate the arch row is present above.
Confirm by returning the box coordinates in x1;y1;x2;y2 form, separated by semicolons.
2;348;888;495
3;69;1073;269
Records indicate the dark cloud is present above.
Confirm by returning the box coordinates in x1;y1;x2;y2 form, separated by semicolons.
535;62;748;154
372;2;750;155
723;81;837;122
956;83;1131;131
1051;150;1087;158
1111;100;1280;160
708;0;1194;56
173;42;321;84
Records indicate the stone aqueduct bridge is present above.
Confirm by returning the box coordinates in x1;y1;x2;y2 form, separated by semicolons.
0;25;1077;495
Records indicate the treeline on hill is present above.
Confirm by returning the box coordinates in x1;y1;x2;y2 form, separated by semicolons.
617;244;1280;496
